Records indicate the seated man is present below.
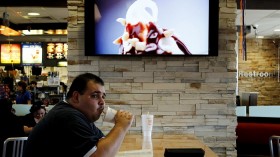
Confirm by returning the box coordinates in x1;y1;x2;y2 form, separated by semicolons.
23;73;134;157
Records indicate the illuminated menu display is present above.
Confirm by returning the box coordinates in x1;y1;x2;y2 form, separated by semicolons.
47;43;67;59
22;43;43;65
0;44;21;64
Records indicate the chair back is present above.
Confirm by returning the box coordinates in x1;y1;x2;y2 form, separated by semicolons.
270;136;280;157
2;137;28;157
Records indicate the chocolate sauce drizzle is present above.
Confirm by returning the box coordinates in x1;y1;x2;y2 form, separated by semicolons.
119;22;191;55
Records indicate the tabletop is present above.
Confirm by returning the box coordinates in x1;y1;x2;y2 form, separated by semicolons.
117;133;218;157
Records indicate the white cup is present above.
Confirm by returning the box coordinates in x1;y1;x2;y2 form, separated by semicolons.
141;114;154;137
103;106;117;123
142;136;153;150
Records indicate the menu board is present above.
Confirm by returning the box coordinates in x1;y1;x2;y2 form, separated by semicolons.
47;43;67;59
22;43;43;65
0;44;21;64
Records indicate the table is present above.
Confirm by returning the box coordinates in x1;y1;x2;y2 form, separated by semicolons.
118;133;218;157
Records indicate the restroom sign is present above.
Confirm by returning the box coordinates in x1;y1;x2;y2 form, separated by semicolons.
239;71;276;78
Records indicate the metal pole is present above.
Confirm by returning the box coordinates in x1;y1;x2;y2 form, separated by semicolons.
277;43;280;82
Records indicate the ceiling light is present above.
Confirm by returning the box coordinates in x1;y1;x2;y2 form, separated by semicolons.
0;26;5;30
57;61;67;67
28;12;40;16
0;25;22;36
22;16;30;19
274;29;280;32
256;36;264;39
45;30;54;34
55;29;63;34
22;30;44;35
44;29;68;35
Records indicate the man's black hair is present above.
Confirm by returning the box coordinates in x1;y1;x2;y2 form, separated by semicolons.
29;101;46;114
17;81;27;92
66;73;104;99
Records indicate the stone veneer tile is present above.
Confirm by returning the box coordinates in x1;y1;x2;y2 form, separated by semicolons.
67;65;99;71
153;93;179;100
133;78;154;83
143;83;185;90
158;105;195;112
123;72;153;77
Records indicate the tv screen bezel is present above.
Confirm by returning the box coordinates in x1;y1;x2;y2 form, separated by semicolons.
85;0;219;56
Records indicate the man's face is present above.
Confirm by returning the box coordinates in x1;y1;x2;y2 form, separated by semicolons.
17;85;23;91
77;80;106;122
34;108;46;121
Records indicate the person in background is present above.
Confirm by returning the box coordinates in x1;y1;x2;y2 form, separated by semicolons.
1;84;16;103
20;101;46;135
0;68;4;83
23;73;134;157
2;70;15;96
29;81;38;104
0;98;25;156
15;81;32;104
2;84;11;99
29;81;37;90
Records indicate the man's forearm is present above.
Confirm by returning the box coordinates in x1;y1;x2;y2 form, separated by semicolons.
91;125;128;157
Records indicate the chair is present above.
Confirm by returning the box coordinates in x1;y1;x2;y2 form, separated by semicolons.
2;137;28;157
269;135;280;157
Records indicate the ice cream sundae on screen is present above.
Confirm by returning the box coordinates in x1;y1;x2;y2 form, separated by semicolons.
113;0;191;55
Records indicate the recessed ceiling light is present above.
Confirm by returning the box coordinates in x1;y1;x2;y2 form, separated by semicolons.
28;12;40;16
256;36;264;39
0;25;5;30
22;30;44;35
274;29;280;32
0;25;22;36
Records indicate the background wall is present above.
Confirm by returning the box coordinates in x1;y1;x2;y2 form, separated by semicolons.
67;0;238;156
238;39;280;105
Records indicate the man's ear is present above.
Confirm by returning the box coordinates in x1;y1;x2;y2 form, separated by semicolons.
72;91;80;103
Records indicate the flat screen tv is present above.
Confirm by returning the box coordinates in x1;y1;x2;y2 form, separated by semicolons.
21;42;43;65
85;0;219;56
31;66;42;76
0;44;21;64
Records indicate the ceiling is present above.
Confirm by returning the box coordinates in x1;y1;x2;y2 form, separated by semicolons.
0;0;280;42
236;0;280;39
0;7;67;25
0;0;67;42
0;6;68;42
236;9;280;39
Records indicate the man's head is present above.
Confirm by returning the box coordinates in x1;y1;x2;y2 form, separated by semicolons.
66;73;104;99
30;81;37;87
0;98;13;113
66;73;106;122
30;101;46;120
17;81;27;92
